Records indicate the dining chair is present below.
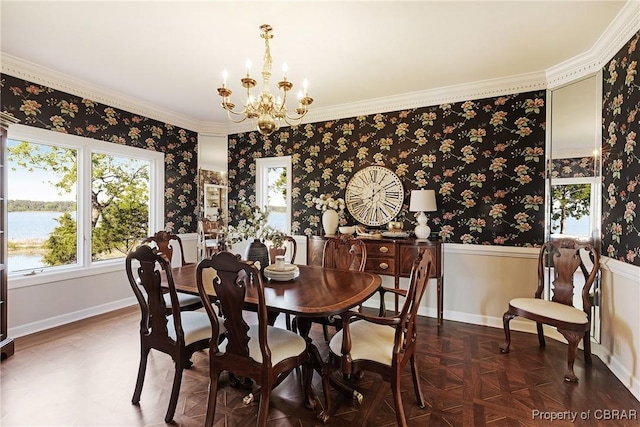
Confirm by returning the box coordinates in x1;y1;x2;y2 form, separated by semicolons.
501;237;600;383
268;235;297;264
268;235;297;330
319;248;432;426
300;235;367;341
142;230;202;312
198;218;224;261
196;251;314;427
125;244;224;423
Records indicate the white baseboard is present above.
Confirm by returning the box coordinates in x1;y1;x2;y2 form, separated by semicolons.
9;296;138;338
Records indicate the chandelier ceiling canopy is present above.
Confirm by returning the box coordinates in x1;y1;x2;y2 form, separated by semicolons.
217;24;313;136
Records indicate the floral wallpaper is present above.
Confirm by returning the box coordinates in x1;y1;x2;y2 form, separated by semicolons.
602;30;640;267
551;157;596;178
228;91;547;247
0;74;199;234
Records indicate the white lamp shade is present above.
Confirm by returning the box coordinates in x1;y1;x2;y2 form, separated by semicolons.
409;189;437;212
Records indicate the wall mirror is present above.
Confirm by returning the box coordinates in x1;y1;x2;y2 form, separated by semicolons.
203;183;228;223
548;73;602;343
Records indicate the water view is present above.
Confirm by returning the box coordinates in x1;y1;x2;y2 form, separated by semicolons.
8;211;71;272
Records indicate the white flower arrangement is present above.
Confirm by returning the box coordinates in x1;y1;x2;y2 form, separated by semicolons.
313;194;346;212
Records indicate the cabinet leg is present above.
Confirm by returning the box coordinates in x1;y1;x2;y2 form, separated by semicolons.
437;278;443;326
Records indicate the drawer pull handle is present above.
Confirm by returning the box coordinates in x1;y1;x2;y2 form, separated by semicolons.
379;247;389;253
379;263;389;270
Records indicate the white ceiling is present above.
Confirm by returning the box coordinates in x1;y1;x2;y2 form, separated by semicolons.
0;0;634;134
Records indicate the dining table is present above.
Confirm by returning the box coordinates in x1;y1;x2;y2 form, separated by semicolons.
170;262;381;321
167;262;382;420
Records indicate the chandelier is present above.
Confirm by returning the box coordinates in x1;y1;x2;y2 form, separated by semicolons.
217;24;313;136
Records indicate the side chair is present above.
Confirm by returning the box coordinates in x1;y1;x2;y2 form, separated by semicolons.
292;235;367;340
142;230;203;312
500;237;600;383
196;251;314;427
125;244;225;423
268;235;297;330
319;248;432;425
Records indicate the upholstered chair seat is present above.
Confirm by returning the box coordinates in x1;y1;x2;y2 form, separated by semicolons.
329;321;395;366
509;298;588;325
218;324;307;365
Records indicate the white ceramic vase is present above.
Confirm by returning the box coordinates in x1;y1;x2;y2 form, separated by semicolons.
322;209;339;236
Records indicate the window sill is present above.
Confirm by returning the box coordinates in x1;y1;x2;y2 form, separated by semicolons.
8;259;124;290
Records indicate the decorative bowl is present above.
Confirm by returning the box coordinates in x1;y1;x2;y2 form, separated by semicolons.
387;221;404;232
339;226;356;235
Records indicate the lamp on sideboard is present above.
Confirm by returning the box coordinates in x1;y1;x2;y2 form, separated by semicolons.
409;189;437;240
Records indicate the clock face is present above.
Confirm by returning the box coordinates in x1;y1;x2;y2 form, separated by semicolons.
345;166;404;226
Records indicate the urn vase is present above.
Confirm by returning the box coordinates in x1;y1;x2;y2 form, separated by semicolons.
244;239;269;272
322;209;339;236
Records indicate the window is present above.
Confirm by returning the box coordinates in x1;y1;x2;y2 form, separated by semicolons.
7;124;164;284
255;156;291;234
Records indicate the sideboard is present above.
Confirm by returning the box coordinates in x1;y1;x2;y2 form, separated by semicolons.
307;235;444;324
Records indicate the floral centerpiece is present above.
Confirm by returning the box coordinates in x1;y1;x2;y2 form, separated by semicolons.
225;197;271;246
225;197;284;270
313;194;345;235
312;194;345;212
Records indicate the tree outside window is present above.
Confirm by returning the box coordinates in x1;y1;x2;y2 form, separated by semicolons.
8;139;152;272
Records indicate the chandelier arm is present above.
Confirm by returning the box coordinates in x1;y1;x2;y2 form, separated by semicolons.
281;114;306;127
224;110;251;124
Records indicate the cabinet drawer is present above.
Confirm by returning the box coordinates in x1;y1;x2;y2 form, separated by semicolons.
364;257;396;276
364;241;396;256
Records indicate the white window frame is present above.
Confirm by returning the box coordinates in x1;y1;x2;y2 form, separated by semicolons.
7;124;164;289
255;156;291;234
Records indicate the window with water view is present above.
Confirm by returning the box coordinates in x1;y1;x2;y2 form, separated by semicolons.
7;131;157;275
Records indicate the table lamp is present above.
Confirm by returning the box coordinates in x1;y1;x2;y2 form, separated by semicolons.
409;189;437;239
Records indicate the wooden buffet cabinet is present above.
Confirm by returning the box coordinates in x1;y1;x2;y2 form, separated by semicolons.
307;235;444;324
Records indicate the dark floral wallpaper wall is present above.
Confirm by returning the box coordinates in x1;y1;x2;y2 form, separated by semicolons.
1;74;199;234
228;91;547;247
602;30;640;267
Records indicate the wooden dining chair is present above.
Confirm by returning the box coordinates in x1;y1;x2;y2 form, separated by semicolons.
142;230;202;312
196;251;314;427
312;235;367;341
198;218;224;260
268;235;297;330
501;237;600;383
125;244;224;423
142;230;190;266
319;248;432;425
268;235;297;264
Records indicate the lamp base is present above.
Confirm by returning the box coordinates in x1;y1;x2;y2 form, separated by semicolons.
414;224;431;240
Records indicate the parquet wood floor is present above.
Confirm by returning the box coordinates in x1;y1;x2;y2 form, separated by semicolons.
1;305;639;426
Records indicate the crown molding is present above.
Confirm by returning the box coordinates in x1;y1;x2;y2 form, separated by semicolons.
226;70;549;135
546;0;640;89
0;53;208;133
3;1;639;136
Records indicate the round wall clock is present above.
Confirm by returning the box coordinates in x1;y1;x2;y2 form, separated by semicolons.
345;165;404;226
